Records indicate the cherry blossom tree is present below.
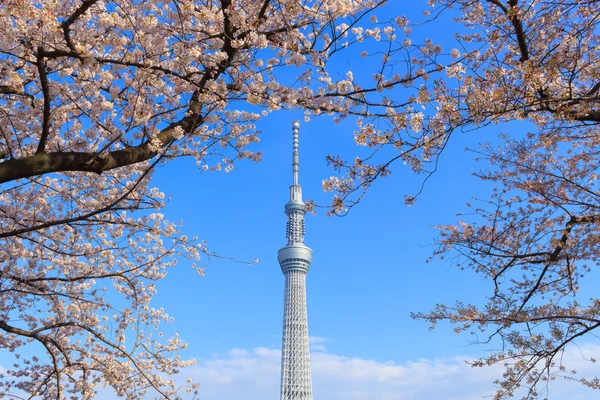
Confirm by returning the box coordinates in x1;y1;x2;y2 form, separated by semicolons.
320;0;600;398
0;0;420;398
4;0;598;398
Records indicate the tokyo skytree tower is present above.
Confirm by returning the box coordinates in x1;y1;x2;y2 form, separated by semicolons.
278;121;313;400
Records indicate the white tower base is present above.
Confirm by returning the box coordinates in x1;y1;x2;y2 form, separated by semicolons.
280;270;312;399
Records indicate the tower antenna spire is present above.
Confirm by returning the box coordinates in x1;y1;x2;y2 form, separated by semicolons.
292;120;300;186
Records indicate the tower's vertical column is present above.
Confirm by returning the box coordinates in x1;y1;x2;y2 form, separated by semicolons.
278;121;313;400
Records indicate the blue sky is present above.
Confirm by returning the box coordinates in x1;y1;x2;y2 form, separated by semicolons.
142;2;600;398
149;110;600;400
152;111;492;362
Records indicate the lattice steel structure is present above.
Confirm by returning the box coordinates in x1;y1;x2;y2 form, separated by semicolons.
278;121;313;400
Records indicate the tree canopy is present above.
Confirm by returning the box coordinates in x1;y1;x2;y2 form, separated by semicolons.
1;0;599;399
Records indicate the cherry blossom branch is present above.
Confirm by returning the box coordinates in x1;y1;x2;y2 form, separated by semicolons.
0;153;158;238
0;85;32;100
0;98;203;183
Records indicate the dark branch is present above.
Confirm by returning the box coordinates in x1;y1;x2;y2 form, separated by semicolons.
62;0;99;52
35;49;52;154
0;92;202;184
487;0;530;61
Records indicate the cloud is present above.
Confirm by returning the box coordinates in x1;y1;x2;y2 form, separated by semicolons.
309;336;328;353
5;342;598;399
188;342;600;400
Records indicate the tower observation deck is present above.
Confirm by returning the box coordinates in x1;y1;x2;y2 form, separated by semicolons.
278;121;313;400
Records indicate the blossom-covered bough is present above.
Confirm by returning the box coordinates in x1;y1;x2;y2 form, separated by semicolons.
0;0;426;398
323;0;600;399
